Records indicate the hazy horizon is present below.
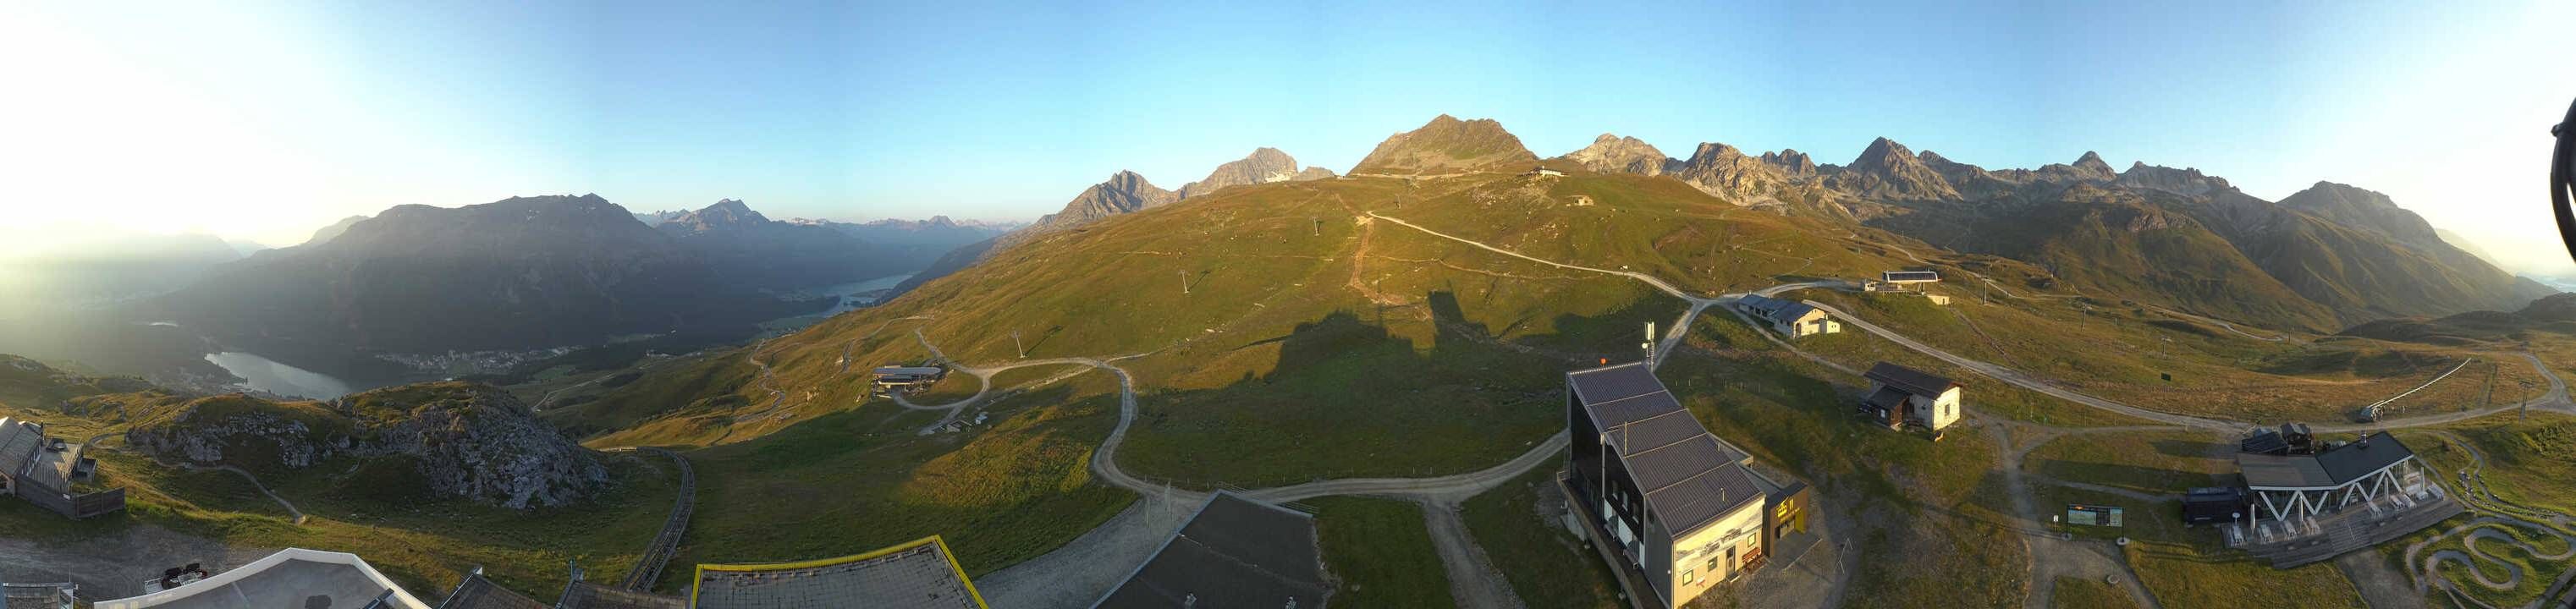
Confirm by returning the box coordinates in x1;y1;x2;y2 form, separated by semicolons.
7;0;2573;274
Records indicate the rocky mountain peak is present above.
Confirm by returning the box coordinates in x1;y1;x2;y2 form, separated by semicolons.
1852;137;1918;170
1349;114;1538;176
1759;149;1816;176
1179;148;1326;199
2072;151;2116;179
1560;133;1671;175
1033;171;1180;230
1668;140;1792;201
1826;137;1958;200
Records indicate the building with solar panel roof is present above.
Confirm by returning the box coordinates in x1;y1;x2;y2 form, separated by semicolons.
1560;362;1812;609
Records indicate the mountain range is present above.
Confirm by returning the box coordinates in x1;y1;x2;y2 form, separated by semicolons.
883;115;2550;339
1527;126;2551;330
112;195;995;379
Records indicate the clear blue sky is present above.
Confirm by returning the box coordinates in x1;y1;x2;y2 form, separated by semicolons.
7;0;2570;272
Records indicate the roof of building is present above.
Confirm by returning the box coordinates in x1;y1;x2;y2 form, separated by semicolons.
1883;271;1941;283
4;583;73;609
0;419;47;487
1865;363;1957;398
1863;386;1909;412
554;582;685;609
434;573;548;609
1735;294;1788;314
690;536;984;609
1568;363;1765;536
1763;302;1822;326
94;548;432;609
2237;432;2415;490
1094;491;1332;608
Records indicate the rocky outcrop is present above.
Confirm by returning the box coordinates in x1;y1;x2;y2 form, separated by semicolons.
124;384;605;509
1561;134;1674;175
1349;114;1538;176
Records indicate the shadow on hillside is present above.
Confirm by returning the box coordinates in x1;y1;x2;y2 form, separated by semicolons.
2150;438;2225;461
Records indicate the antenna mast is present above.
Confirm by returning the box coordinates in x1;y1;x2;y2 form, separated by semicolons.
1643;321;1657;368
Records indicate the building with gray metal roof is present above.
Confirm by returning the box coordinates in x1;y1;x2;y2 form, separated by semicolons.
95;548;432;609
0;417;124;519
1858;363;1961;431
690;536;984;609
1563;362;1812;609
2235;431;2427;523
1093;491;1331;608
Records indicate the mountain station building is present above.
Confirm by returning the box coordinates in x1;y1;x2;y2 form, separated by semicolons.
1733;295;1840;337
1858;363;1962;432
0;417;124;519
1561;362;1812;609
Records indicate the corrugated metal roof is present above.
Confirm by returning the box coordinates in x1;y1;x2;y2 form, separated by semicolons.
1764;303;1820;326
1569;365;1764;536
2315;432;2414;484
2237;432;2417;489
1568;363;1668;413
0;419;46;486
1864;387;1908;411
1095;491;1329;609
1865;363;1955;398
2235;453;2332;488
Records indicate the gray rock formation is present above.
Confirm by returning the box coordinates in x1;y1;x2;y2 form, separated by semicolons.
124;383;605;509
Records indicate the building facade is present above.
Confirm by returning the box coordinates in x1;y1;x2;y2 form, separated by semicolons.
1562;363;1810;608
1859;363;1961;431
0;417;124;519
1734;295;1839;337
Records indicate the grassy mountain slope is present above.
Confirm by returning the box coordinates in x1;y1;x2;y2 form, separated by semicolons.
1878;189;2342;332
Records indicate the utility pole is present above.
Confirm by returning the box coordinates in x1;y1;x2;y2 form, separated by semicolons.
1643;321;1657;368
1013;330;1025;359
1180;271;1192;295
1313;217;1322;236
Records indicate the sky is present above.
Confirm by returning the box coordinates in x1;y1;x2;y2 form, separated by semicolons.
3;1;2570;273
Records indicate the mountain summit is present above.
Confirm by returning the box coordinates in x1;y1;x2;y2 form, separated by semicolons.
1349;114;1538;176
1561;134;1672;175
1178;148;1334;199
1034;171;1180;230
1825;137;1958;200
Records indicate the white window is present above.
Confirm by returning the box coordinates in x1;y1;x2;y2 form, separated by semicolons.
1682;568;1698;584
